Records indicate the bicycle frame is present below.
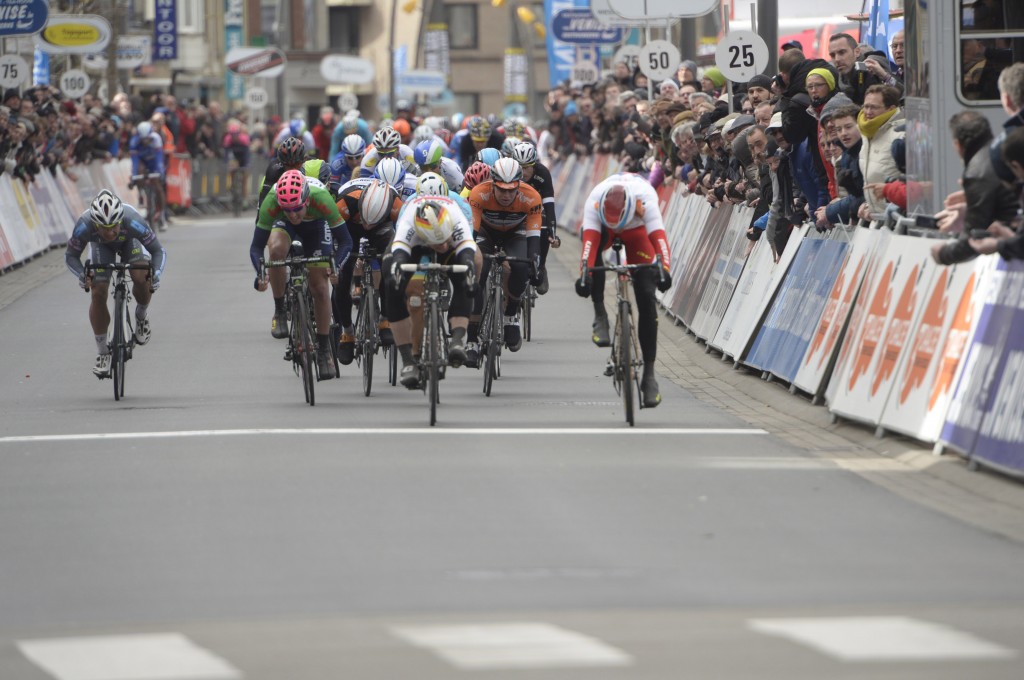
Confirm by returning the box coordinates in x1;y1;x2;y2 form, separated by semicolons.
131;172;163;229
352;238;387;397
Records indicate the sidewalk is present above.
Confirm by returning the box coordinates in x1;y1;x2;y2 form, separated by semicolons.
549;236;1024;544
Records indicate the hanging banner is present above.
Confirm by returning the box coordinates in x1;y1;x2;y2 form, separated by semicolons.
34;14;111;54
543;0;589;88
31;49;47;86
504;47;528;104
153;0;177;61
0;0;48;37
423;22;450;83
225;0;244;100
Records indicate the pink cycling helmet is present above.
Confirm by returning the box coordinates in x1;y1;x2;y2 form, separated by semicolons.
276;169;310;210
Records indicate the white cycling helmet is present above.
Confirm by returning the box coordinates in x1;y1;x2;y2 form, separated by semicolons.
416;171;449;197
490;157;523;188
136;121;153;139
341;133;366;157
413;124;434;143
90;189;124;227
511;141;538;167
373;157;406;188
358;179;397;227
373;126;402;153
413;200;456;245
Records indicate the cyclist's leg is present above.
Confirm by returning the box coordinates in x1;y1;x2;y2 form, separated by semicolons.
503;234;529;316
124;240;153;306
87;242;116;336
383;250;420;386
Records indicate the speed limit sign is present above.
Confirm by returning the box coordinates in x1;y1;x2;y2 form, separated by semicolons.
715;31;769;83
638;40;680;82
338;91;358;112
612;45;641;72
0;55;28;89
571;61;599;85
246;86;269;109
60;69;91;100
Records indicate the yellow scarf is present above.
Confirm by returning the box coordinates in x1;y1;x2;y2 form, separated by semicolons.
858;107;897;140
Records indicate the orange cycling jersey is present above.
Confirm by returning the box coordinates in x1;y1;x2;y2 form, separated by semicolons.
469;181;543;236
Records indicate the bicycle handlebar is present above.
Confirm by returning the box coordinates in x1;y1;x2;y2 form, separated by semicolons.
130;173;162;181
586;256;663;275
82;260;154;293
399;263;469;274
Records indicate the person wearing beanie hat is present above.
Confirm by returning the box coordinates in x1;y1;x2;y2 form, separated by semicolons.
659;79;679;96
676;60;698;85
746;74;773;105
819;92;854;125
701;67;727;94
804;62;843;198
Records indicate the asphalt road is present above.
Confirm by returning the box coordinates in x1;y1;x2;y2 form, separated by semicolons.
0;214;1021;679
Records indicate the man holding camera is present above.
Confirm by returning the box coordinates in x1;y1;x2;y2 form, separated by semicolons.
828;33;889;105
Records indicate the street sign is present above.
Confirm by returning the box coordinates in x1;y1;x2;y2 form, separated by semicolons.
715;31;769;83
82;35;151;71
552;9;624;44
0;0;49;37
226;46;287;78
0;54;28;89
246;86;268;109
571;60;600;85
638;40;681;81
59;68;90;99
337;92;359;113
34;14;111;54
397;69;446;96
612;44;641;72
606;0;716;20
319;54;374;85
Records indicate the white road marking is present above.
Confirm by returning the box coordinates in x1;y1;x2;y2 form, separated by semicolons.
392;622;632;670
748;616;1018;662
0;427;767;444
17;633;242;680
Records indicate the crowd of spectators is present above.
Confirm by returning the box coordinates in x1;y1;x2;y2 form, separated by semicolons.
533;32;1023;265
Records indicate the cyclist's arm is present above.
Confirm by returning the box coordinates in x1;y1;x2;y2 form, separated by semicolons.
127;208;167;278
580;191;603;270
64;219;91;282
468;186;485;233
535;164;558;235
250;226;270;274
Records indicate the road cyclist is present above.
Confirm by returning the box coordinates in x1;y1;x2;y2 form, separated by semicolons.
127;121;167;232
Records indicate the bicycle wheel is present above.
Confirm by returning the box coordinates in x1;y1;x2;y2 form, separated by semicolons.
481;298;495;397
426;299;440;426
296;292;316;406
618;299;634;426
112;289;126;400
361;286;378;397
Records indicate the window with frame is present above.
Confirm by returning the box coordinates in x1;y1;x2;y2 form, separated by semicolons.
447;4;478;50
329;7;361;52
958;0;1024;102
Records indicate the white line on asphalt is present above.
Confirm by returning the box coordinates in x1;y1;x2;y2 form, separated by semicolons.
392;622;633;670
17;633;242;680
748;616;1018;662
0;427;768;443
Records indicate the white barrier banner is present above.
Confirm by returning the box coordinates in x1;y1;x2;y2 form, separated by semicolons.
828;234;937;426
878;256;997;442
692;205;752;341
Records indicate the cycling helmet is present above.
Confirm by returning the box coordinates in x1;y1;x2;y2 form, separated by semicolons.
226;120;242;134
288;118;304;137
90;189;124;227
490;157;523;189
341;116;359;134
477;147;501;167
413;200;455;245
414;139;445;168
451;112;465;130
500;136;522;157
278;136;306;166
413;124;434;144
392;118;411;138
136;121;153;139
435;127;452;145
276;169;310;210
341;133;367;158
416;171;449;197
462;161;491;190
372;126;402;154
503;118;525;138
373;156;406;188
511;141;538;167
467;115;490;141
358;179;398;227
597;184;637;230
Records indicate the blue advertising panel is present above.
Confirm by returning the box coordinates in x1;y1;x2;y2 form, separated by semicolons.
32;47;49;85
544;0;588;88
153;0;177;61
552;9;624;44
0;0;49;37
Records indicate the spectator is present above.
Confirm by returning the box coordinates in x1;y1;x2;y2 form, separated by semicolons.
701;67;727;97
856;84;904;221
820;104;866;227
968;126;1024;259
746;74;774;106
829;32;885;104
311;105;336;160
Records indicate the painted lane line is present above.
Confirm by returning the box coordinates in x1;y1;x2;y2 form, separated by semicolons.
0;427;768;444
392;622;632;670
748;616;1018;662
17;633;242;680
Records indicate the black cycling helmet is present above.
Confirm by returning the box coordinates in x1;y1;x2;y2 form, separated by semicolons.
278;136;306;166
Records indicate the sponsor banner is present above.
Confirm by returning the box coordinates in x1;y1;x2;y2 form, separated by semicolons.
544;0;589;88
662;196;711;310
673;205;731;327
880;256;997;442
35;14;111;54
153;0;177;60
824;228;892;407
692;205;750;340
711;232;774;358
225;25;243;100
552;9;625;44
941;260;1024;469
793;227;877;397
0;0;48;37
32;48;48;85
27;170;69;246
828;234;935;426
423;23;450;78
504;48;528;103
166;154;192;208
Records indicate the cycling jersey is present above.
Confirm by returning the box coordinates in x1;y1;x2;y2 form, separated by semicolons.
359;144;417;176
398;190;473;224
252;184;350;273
222;131;251;167
468;180;543;237
392;195;477;257
257;157;332;207
426;156;465;193
129;132;165;176
328;156;361;193
579;173;671;271
66;204;167;283
524;161;557;233
329;117;373;158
